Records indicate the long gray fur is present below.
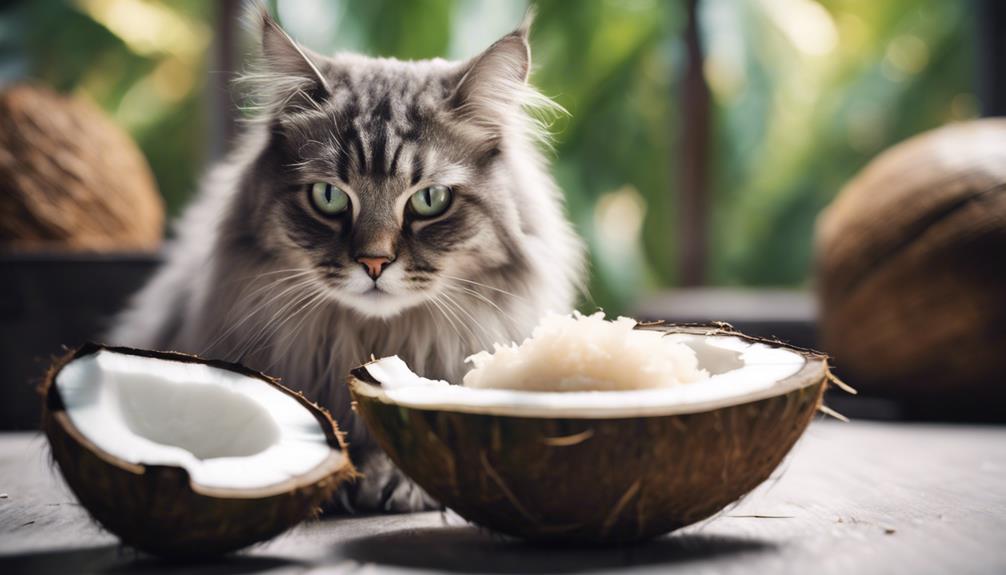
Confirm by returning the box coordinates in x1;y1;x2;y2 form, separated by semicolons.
109;8;584;512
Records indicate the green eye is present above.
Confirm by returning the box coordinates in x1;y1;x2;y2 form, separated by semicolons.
309;182;349;216
409;185;452;218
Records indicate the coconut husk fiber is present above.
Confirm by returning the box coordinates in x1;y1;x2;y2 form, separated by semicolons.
0;85;163;251
815;119;1006;418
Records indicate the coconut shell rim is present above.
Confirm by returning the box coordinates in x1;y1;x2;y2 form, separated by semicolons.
41;343;356;500
348;322;830;420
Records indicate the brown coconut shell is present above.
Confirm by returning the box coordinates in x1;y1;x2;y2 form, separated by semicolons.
348;324;829;544
0;85;164;251
816;120;1006;415
41;344;355;559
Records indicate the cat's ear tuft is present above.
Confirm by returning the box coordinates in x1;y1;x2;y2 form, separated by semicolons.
449;15;534;127
259;9;331;94
241;4;332;115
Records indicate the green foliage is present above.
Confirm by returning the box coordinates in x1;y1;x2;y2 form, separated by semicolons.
0;0;975;313
532;0;682;309
706;0;975;287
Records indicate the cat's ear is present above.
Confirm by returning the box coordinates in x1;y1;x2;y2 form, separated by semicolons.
449;11;534;130
244;6;332;114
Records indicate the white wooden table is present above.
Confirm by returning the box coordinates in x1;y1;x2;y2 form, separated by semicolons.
1;421;1004;574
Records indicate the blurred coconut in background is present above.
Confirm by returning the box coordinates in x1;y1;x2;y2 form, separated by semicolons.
0;84;164;251
816;120;1006;418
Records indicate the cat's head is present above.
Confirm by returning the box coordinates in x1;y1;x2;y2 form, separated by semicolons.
229;9;561;320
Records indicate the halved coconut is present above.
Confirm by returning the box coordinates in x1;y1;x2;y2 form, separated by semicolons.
41;344;354;558
348;323;830;544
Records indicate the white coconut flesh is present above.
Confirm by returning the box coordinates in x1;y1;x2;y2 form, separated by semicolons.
356;334;812;419
55;350;335;491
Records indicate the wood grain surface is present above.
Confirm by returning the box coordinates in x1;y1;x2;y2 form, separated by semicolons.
1;420;1004;574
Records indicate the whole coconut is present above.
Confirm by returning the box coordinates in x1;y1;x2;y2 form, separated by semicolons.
816;120;1006;417
0;85;163;251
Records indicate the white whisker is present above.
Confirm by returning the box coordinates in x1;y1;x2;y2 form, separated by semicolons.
201;273;318;355
440;274;527;301
437;292;490;350
427;295;464;342
446;282;520;328
264;288;329;371
220;268;315;290
225;279;321;360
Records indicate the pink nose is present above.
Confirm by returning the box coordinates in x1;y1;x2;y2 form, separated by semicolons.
357;256;392;280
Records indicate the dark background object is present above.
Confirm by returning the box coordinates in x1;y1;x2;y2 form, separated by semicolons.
0;252;160;429
977;0;1006;116
635;289;817;350
677;0;711;286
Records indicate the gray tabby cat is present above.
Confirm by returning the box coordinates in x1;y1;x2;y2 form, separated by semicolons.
110;9;584;511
